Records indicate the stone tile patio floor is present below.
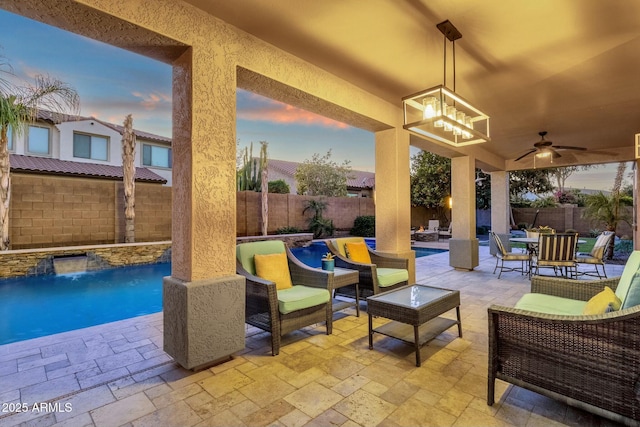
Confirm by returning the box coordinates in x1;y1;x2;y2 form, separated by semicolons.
0;246;626;427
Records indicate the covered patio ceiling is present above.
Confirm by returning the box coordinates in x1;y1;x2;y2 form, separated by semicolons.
184;0;640;171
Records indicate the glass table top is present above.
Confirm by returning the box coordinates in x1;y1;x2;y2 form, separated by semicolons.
369;285;452;308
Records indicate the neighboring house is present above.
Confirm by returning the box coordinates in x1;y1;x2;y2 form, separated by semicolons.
6;110;172;185
267;158;375;197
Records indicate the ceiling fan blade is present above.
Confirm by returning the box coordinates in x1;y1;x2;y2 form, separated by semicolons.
515;149;537;161
553;145;587;151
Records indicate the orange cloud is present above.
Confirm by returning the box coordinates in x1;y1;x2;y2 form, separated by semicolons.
238;92;349;129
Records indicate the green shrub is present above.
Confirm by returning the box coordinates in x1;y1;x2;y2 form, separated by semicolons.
351;216;375;237
268;179;290;194
309;217;335;239
476;225;490;235
276;226;301;234
531;196;557;208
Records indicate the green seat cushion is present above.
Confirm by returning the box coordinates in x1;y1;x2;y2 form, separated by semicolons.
515;293;587;315
236;240;287;275
277;285;330;314
376;268;409;288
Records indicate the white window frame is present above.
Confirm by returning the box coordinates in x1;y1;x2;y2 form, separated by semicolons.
73;132;110;161
26;125;52;156
142;143;172;169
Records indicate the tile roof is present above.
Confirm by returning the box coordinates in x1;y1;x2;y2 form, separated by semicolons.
10;154;167;183
267;158;375;189
37;110;171;144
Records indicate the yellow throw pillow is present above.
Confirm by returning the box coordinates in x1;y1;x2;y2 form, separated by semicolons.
345;241;372;264
583;286;622;315
254;252;293;290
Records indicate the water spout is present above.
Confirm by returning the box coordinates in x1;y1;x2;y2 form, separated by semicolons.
53;255;88;275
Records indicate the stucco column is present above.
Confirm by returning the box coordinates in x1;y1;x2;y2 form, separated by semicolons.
449;156;479;270
635;160;640;250
375;128;415;284
163;48;245;370
489;170;511;255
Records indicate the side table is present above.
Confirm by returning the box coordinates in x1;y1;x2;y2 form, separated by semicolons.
328;267;360;317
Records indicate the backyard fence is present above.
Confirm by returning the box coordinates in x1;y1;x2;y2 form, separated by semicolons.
10;173;627;251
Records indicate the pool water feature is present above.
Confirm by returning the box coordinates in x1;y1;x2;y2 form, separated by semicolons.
0;263;170;345
291;240;447;268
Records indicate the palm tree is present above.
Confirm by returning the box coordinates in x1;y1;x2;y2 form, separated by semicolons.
122;114;136;243
303;199;334;238
583;190;633;259
0;60;80;249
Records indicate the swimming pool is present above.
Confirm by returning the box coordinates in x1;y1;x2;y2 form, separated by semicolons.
0;263;170;345
290;240;447;268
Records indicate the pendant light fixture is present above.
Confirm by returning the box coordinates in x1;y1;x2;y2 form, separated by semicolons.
402;20;490;146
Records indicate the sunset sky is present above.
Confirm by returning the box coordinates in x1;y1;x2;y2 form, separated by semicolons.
0;8;628;189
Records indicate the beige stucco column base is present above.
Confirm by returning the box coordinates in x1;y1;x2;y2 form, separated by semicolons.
449;239;479;271
163;275;246;370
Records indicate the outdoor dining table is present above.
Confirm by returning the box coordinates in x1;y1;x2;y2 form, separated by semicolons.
509;236;587;276
509;237;587;245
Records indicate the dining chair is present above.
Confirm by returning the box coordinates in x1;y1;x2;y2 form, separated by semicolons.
490;232;531;279
533;232;579;279
576;231;614;278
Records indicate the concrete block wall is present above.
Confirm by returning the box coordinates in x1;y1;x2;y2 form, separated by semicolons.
115;182;172;242
513;206;633;237
236;191;376;237
9;174;172;250
10;174;116;249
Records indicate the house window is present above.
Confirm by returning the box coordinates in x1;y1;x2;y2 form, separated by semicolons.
142;144;172;168
6;125;13;151
27;125;51;155
73;133;108;161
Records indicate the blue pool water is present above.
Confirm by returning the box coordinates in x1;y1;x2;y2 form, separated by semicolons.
0;263;171;345
291;240;447;268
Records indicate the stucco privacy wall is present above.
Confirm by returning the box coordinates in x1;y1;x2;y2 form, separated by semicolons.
1;0;407;281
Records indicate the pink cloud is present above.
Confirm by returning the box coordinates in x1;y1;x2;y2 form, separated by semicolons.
132;91;171;111
238;92;349;129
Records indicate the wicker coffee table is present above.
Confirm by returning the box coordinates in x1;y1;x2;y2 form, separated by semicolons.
367;284;462;367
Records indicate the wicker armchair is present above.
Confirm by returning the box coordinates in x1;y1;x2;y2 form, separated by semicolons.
236;240;333;356
326;237;408;298
488;272;640;426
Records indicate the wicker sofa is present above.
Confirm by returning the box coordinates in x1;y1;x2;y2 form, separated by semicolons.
488;250;640;426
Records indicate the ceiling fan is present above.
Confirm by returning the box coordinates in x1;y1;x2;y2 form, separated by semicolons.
515;131;586;162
